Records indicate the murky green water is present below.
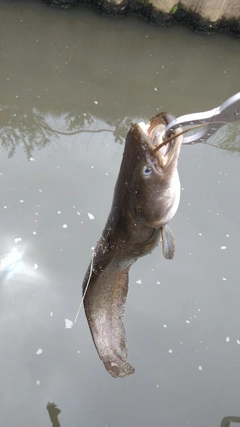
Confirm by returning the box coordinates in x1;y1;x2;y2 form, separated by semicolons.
1;1;240;426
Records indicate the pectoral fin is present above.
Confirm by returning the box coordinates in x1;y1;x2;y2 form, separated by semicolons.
160;225;176;260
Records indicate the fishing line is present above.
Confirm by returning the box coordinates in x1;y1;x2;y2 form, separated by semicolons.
74;250;95;324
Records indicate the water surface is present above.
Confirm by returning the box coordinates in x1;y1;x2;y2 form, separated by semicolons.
0;1;240;426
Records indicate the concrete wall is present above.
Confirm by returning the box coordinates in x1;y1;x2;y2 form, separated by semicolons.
44;0;240;37
110;0;240;22
162;0;240;22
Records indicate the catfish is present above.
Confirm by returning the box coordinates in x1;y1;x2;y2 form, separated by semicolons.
82;113;183;378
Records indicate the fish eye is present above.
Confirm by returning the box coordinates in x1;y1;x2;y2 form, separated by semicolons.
143;165;152;176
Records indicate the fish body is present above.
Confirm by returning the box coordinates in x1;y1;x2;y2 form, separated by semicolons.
83;113;182;378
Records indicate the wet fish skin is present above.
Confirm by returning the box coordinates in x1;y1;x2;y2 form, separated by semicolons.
83;113;183;378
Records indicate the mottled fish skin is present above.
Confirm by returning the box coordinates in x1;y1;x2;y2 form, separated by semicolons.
83;113;182;378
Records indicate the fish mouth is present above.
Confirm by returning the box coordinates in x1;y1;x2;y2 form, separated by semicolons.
138;112;181;168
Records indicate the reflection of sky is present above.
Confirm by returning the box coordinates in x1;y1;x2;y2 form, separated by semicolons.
0;248;23;280
0;244;47;287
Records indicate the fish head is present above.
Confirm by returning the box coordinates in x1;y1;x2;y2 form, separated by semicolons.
128;112;183;228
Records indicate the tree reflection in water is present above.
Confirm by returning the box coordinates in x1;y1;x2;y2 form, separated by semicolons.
0;105;130;160
1;105;239;160
0;106;54;159
47;402;61;427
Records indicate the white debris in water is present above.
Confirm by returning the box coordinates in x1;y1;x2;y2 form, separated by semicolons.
14;237;22;243
226;234;229;237
154;87;158;91
221;246;227;250
4;206;7;209
88;213;94;220
222;277;227;281
156;384;159;388
186;320;190;324
236;340;240;345
163;324;167;328
91;165;94;169
36;380;40;385
157;281;160;285
168;349;173;354
105;172;108;176
226;337;230;342
29;157;35;162
77;211;80;215
58;211;61;214
50;312;53;317
34;263;38;269
36;348;42;355
65;319;73;329
136;279;142;284
19;199;24;203
198;233;202;236
39;189;42;193
62;224;68;228
198;366;203;371
33;231;37;235
94;101;98;104
77;350;80;354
